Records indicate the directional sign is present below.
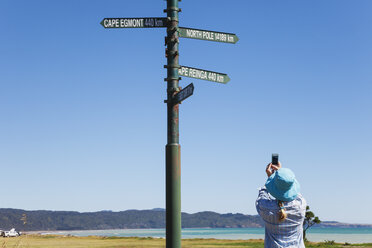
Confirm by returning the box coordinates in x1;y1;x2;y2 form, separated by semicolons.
172;83;194;104
178;66;230;84
178;27;238;44
100;17;167;28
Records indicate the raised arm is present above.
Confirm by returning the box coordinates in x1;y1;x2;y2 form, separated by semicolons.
265;161;282;177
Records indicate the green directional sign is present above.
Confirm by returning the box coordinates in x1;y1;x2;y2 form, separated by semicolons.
178;66;230;84
178;27;238;44
100;17;167;28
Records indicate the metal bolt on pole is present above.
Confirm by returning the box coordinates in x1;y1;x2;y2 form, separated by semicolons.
165;0;181;248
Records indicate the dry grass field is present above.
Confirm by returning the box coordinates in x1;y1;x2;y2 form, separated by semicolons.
1;235;372;248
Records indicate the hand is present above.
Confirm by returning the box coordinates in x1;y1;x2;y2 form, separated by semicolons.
266;162;282;177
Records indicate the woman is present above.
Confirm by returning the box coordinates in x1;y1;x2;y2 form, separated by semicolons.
256;162;307;248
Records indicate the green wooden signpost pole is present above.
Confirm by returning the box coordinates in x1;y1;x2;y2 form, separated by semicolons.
100;3;237;247
165;0;181;247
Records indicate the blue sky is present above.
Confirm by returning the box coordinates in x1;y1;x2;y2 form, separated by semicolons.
0;0;371;224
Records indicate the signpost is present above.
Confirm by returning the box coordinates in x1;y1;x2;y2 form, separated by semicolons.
172;83;194;104
179;66;230;84
179;27;239;44
100;17;167;28
100;2;237;247
164;1;181;247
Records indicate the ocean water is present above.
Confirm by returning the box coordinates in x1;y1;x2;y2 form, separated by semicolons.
44;227;372;244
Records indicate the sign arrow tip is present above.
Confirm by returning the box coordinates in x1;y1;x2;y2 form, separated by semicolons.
226;76;231;83
234;36;239;44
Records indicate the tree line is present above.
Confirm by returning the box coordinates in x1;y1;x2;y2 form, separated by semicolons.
0;208;263;231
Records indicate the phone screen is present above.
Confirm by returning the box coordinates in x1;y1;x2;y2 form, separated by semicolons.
272;154;279;165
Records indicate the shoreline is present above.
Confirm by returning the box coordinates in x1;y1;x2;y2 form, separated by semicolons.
27;227;372;244
24;226;372;232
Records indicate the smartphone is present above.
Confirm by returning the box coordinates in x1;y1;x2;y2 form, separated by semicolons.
272;153;279;165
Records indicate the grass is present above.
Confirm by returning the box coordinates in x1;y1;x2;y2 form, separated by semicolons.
1;235;372;248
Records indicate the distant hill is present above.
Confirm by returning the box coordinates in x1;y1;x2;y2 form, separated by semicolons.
0;208;262;231
0;208;371;231
316;221;372;229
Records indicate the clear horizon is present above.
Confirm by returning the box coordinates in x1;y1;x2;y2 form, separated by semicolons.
1;0;371;224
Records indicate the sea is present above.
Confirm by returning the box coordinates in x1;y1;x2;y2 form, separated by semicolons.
43;227;372;244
